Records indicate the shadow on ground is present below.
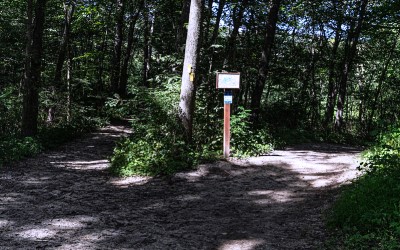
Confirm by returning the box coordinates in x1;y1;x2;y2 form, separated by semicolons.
0;126;361;249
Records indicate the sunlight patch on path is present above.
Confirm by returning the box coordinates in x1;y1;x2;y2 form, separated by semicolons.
218;239;266;250
109;176;152;187
50;160;109;170
248;190;303;203
231;147;361;188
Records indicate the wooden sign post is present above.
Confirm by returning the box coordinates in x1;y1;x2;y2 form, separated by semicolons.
217;72;240;158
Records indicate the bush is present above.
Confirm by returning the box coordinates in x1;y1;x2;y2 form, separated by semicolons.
110;77;194;176
328;123;400;249
0;137;42;166
0;116;105;166
230;107;273;158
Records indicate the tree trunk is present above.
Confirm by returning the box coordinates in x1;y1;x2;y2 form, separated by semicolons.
250;0;281;122
21;0;46;137
179;0;202;143
119;0;143;97
367;29;399;130
324;16;342;128
176;0;191;53
335;0;368;131
142;2;152;87
110;0;125;94
209;0;225;47
202;0;214;45
207;0;226;73
47;1;75;124
223;0;249;70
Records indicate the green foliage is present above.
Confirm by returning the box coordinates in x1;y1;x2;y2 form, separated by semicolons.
0;137;42;166
328;124;400;249
110;137;190;176
360;124;400;176
230;107;273;158
110;76;194;176
0;87;22;136
0;116;104;167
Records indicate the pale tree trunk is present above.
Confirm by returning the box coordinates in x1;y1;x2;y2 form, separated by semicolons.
335;0;368;131
179;0;202;143
250;0;281;122
66;51;72;122
22;0;46;137
47;0;75;124
324;14;342;128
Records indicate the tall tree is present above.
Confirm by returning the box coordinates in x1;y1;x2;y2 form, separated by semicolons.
179;0;203;143
250;0;281;122
176;0;191;52
335;0;368;130
110;0;125;94
119;0;144;97
223;0;249;70
21;0;47;137
324;1;343;128
142;0;153;86
47;0;76;123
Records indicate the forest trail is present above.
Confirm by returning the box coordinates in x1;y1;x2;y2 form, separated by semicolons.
0;125;361;249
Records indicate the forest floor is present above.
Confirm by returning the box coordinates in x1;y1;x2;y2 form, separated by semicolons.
0;125;362;249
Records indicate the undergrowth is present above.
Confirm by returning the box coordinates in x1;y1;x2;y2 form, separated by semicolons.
109;77;273;177
327;123;400;249
0;116;105;167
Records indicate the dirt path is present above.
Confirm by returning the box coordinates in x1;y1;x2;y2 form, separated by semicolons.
0;126;361;249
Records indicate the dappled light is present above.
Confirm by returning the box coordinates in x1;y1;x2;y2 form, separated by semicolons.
218;239;266;250
50;160;109;171
0;126;362;249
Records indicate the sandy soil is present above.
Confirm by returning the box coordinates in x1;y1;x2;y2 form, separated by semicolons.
0;125;361;249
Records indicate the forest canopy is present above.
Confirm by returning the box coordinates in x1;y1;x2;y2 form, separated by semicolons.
0;0;399;166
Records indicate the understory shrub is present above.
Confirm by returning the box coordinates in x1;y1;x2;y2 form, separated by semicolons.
230;107;273;158
110;78;194;176
328;123;400;249
110;78;274;177
0;137;41;166
0;116;105;167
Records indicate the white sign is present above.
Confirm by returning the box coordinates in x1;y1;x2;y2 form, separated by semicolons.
224;95;233;104
216;72;240;89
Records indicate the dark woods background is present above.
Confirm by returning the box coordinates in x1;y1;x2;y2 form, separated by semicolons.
1;0;399;164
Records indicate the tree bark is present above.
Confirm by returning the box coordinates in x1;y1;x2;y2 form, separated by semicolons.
250;0;281;122
223;0;249;70
22;0;46;137
142;1;152;87
209;0;225;47
47;1;75;124
367;29;399;130
110;0;125;94
119;0;144;97
324;16;342;128
334;0;368;131
179;0;202;143
176;0;191;53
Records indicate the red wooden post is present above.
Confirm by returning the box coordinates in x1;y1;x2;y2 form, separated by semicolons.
217;72;239;159
223;102;231;158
